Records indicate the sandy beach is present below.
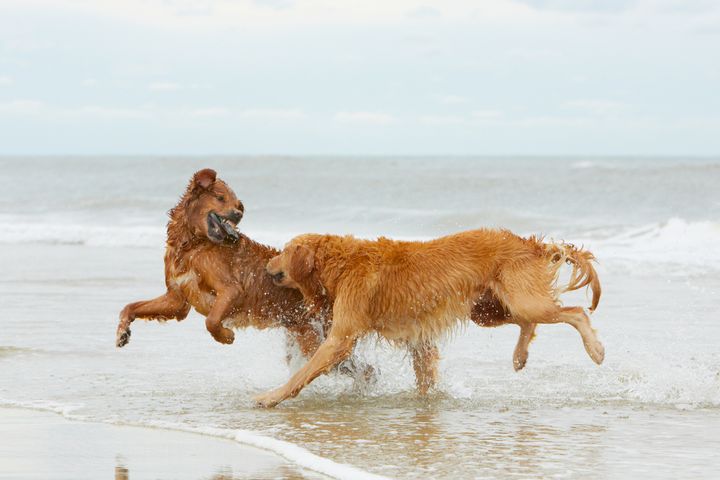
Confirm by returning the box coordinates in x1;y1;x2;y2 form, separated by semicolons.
0;407;327;480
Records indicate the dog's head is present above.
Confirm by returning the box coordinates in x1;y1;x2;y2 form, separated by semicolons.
174;168;245;245
266;234;323;292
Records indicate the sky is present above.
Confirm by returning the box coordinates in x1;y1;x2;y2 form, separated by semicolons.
0;0;719;155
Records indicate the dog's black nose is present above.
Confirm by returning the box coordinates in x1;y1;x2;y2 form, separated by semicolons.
227;209;243;224
270;271;285;283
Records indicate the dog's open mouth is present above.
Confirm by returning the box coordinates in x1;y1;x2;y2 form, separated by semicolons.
207;211;240;244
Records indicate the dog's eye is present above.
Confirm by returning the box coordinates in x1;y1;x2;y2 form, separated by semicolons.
216;195;225;202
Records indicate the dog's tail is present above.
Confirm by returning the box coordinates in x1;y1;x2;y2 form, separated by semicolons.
542;240;601;312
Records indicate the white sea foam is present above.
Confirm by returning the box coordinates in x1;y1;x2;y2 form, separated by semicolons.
588;218;720;270
166;424;390;480
571;160;599;169
1;217;718;272
0;222;166;247
0;398;86;418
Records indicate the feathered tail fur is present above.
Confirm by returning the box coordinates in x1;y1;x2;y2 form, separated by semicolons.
543;241;601;312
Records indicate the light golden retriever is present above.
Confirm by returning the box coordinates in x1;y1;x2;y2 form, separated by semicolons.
257;229;603;407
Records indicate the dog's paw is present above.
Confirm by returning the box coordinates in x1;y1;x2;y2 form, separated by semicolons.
207;322;235;345
513;355;527;372
253;390;283;409
359;364;378;384
338;358;377;381
587;340;605;365
116;328;131;348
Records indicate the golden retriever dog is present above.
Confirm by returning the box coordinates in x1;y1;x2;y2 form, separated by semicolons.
115;168;331;363
257;230;603;407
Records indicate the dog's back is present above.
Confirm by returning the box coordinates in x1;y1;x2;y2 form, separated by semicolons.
307;229;599;344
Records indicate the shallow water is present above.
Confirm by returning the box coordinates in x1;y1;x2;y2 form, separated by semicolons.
1;157;719;478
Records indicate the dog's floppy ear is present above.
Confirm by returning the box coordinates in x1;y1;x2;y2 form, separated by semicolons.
290;244;315;281
192;168;217;190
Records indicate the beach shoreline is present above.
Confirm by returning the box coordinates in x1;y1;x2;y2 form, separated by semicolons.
0;406;326;480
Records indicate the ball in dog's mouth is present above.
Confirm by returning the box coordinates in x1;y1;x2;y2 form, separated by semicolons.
207;211;240;244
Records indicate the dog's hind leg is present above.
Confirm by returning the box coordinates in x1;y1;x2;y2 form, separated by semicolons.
117;289;190;347
513;322;536;371
494;264;604;365
510;303;603;365
555;307;604;364
410;341;439;395
470;292;537;371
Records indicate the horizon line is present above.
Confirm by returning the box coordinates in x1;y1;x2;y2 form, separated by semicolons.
1;153;719;159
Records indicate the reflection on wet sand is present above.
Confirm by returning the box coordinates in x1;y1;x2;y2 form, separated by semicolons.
256;397;611;478
114;462;312;480
114;463;128;480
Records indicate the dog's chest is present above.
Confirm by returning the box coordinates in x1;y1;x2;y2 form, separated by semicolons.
168;267;258;328
169;269;215;316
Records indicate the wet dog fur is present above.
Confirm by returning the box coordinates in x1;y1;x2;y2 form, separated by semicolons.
116;168;331;363
258;230;603;407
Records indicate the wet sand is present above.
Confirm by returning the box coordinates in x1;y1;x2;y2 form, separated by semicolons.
0;407;325;480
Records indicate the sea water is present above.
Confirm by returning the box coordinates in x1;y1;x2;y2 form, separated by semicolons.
0;156;719;479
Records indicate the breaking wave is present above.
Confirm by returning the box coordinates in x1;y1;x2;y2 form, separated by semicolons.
1;217;718;272
588;218;720;270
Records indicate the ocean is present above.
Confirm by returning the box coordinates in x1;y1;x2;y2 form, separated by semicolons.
1;156;719;479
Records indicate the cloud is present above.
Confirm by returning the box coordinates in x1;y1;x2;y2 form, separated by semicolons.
416;110;594;129
148;81;182;91
694;22;720;35
564;99;626;115
510;115;590;127
77;105;150;119
651;0;720;14
420;114;464;125
437;94;469;105
334;111;396;125
406;6;443;19
507;47;561;60
0;99;46;114
513;0;636;13
166;0;215;16
0;101;152;119
253;0;296;9
471;109;503;119
236;108;306;119
190;107;230;117
0;76;13;86
0;100;306;122
0;0;539;30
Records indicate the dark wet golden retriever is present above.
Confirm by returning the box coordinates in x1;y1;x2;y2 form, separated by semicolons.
116;168;330;360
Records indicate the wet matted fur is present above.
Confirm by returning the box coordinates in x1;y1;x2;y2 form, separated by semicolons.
116;168;329;360
258;229;603;407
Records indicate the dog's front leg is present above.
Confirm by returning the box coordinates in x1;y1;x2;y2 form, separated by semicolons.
117;289;190;347
410;341;439;395
205;289;239;345
205;289;240;345
254;331;356;408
